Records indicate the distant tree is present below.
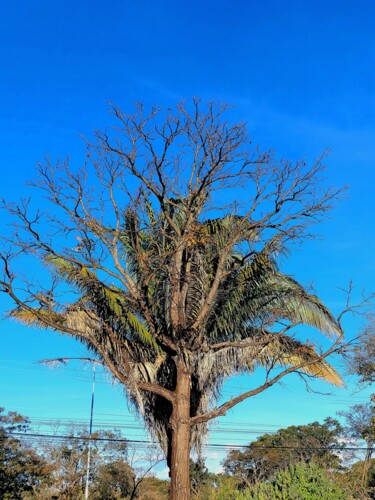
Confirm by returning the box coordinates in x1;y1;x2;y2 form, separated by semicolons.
333;458;375;500
239;462;347;500
223;418;344;486
91;460;135;499
210;475;243;500
0;100;349;500
40;426;128;499
339;397;375;490
349;318;375;385
126;445;164;500
135;476;170;499
0;407;50;499
189;458;216;498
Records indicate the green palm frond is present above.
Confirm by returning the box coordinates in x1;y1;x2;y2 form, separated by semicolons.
44;255;158;349
206;238;281;338
44;255;95;289
207;250;340;341
125;311;158;349
203;215;257;248
251;273;341;337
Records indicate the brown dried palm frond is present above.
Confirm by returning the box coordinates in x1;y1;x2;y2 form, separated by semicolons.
122;331;343;455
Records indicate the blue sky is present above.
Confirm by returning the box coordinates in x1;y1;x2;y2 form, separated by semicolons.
1;0;374;474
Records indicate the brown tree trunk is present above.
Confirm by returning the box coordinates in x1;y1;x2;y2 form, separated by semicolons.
169;361;191;500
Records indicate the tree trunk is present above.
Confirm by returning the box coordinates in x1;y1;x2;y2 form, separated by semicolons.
169;361;191;500
361;442;373;487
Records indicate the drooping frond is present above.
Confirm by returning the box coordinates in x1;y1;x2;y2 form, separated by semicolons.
198;334;343;397
10;307;66;330
274;344;342;386
186;333;343;450
207;249;340;342
43;255;95;289
254;335;343;386
255;273;341;337
124;329;343;456
44;255;158;349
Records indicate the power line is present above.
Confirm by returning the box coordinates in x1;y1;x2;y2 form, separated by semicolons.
8;432;370;452
21;414;358;439
6;411;365;431
3;412;366;447
26;416;280;434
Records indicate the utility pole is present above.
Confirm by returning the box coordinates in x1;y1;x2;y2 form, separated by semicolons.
85;363;96;500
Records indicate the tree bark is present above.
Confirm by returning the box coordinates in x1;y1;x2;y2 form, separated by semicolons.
169;361;191;500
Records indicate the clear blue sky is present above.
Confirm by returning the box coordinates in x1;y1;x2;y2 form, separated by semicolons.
1;0;374;474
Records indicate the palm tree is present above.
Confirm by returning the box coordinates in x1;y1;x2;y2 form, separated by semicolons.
10;208;342;500
1;101;345;500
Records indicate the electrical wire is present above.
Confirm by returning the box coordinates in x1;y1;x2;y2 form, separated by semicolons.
7;431;369;452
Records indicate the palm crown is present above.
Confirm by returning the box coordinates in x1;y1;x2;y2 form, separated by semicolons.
12;201;342;458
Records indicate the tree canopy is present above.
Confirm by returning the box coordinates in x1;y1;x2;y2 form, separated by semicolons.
349;318;375;385
239;462;347;500
223;418;344;486
0;408;50;499
0;100;347;499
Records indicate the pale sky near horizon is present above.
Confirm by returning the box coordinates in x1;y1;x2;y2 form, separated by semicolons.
1;0;374;475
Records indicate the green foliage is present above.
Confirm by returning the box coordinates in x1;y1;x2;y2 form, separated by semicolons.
44;254;159;350
238;462;347;500
331;460;375;499
189;458;219;498
210;243;340;342
135;476;170;499
223;418;344;485
207;474;241;500
91;460;135;499
0;407;50;499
